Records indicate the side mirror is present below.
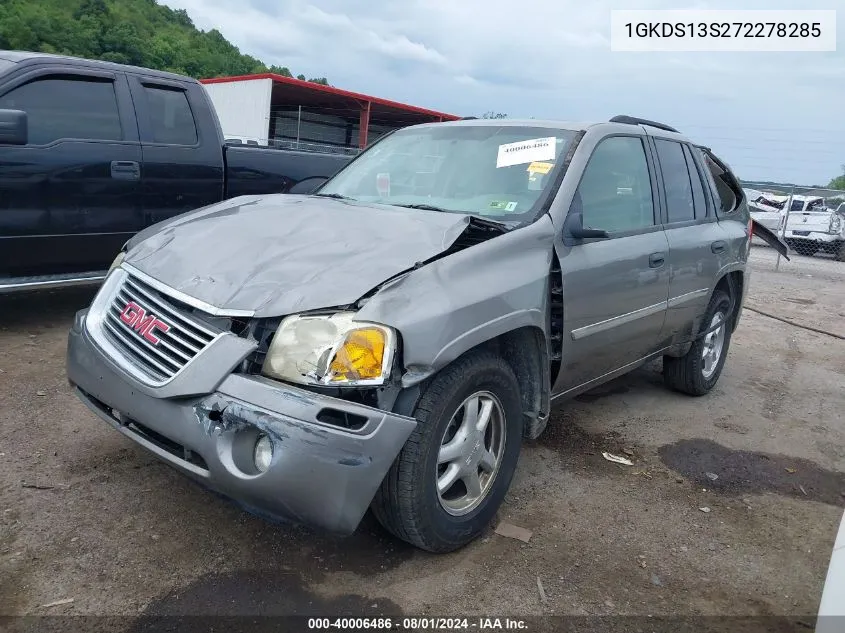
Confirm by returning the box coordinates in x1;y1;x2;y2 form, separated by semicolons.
288;176;328;195
564;212;609;239
0;109;27;146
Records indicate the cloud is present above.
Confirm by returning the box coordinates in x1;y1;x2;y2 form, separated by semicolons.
161;0;845;184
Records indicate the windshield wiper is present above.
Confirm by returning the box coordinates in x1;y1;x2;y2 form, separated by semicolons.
393;203;451;213
313;192;353;200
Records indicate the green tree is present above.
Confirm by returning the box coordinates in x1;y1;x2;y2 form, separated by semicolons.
829;166;845;190
482;111;508;119
0;0;329;83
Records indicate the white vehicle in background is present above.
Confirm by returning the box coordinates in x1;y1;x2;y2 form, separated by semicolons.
746;189;788;233
784;200;845;261
816;510;845;633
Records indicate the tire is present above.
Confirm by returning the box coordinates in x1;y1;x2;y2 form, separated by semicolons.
371;350;523;553
663;289;733;397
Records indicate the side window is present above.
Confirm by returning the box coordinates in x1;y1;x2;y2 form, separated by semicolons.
576;136;655;233
682;144;708;219
0;77;122;145
655;139;695;223
141;85;198;145
700;149;737;214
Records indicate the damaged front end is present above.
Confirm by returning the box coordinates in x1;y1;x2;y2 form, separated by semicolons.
68;302;417;533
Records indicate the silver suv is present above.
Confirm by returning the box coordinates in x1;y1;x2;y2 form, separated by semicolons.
66;116;787;552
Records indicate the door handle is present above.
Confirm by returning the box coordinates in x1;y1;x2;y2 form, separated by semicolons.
648;252;665;268
711;240;727;254
110;160;140;181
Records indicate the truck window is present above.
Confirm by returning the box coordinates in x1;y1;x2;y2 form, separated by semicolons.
0;77;122;145
654;139;695;223
577;136;655;233
141;85;198;145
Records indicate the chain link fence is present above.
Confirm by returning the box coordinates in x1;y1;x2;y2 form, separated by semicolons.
744;181;845;267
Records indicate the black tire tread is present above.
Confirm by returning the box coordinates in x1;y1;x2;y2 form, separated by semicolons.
664;289;732;397
371;350;519;552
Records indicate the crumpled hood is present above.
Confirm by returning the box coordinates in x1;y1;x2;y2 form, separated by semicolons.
124;195;478;316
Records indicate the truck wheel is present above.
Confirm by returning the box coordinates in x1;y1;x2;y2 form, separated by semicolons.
371;350;522;553
663;289;733;397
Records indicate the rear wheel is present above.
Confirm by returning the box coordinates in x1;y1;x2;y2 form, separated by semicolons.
371;350;523;552
663;289;733;396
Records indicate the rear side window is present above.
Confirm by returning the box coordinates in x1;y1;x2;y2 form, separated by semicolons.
0;77;122;145
682;144;708;219
655;139;695;223
576;136;655;233
700;150;738;214
142;85;198;145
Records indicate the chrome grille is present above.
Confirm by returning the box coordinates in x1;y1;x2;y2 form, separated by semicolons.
101;272;219;383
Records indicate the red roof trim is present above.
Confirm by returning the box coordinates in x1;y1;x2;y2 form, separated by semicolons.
200;73;460;120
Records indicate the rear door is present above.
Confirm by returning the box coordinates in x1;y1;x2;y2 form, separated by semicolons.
127;75;224;226
649;137;725;340
555;134;671;392
0;68;142;276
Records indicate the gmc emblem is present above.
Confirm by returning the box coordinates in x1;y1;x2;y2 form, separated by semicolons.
119;301;171;345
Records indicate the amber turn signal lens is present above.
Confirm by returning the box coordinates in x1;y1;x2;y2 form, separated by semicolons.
329;328;386;381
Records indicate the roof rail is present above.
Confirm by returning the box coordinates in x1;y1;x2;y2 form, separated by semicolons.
609;115;679;134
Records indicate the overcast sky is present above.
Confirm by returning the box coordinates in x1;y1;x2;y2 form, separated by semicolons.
162;0;843;186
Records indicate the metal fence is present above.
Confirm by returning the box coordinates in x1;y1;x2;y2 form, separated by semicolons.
743;181;845;267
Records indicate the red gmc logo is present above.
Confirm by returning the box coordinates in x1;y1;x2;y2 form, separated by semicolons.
119;301;171;345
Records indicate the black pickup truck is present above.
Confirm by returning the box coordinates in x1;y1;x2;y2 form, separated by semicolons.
0;51;352;292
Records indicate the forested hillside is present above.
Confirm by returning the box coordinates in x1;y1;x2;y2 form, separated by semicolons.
0;0;329;83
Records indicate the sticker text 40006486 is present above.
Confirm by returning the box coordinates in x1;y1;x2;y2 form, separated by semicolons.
496;137;556;168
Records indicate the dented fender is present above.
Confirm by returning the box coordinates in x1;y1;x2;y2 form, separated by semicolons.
357;215;557;386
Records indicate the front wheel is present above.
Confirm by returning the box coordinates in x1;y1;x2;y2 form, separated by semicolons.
663;289;733;396
371;351;523;552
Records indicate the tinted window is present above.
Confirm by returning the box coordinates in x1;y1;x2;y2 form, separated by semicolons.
0;77;122;145
655;139;695;223
142;86;197;145
682;144;708;219
700;150;737;214
576;136;655;233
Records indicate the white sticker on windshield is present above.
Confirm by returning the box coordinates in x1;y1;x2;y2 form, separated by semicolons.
496;137;556;168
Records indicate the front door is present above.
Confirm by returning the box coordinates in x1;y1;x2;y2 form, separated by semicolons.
554;134;671;393
0;71;142;276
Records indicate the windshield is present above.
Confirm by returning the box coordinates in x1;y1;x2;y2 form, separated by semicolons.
318;124;578;221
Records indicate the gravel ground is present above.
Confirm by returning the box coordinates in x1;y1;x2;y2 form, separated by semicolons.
1;246;844;629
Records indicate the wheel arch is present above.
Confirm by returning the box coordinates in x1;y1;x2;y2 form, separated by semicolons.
393;325;551;441
713;269;745;332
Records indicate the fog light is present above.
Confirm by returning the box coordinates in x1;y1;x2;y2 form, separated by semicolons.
253;434;273;473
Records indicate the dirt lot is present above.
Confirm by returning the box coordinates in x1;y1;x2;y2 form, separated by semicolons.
1;246;844;629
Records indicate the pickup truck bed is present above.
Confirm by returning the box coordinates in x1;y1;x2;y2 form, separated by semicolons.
0;51;351;290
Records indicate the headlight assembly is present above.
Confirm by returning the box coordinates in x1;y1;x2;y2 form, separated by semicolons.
261;312;396;387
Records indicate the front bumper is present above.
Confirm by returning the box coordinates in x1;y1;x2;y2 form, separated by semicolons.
67;311;416;535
